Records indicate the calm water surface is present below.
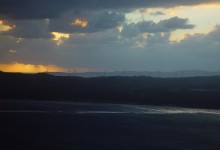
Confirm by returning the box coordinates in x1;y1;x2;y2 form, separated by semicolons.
1;100;220;150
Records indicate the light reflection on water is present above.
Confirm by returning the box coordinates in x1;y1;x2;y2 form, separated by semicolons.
76;104;220;115
1;100;220;115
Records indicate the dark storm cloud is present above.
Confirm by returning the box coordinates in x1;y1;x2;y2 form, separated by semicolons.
3;20;52;39
49;11;125;33
0;0;219;19
122;16;195;37
0;10;124;39
138;17;195;33
159;17;195;30
89;11;125;29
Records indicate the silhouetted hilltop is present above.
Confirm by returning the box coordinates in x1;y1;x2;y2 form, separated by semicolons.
1;72;220;109
50;70;220;78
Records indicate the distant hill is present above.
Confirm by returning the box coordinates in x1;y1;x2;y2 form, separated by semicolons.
50;70;220;78
1;71;220;109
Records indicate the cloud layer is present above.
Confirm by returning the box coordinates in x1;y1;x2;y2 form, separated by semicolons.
1;25;220;71
122;16;195;37
0;0;220;72
1;0;219;19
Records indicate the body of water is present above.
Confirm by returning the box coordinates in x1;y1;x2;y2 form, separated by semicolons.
1;100;220;150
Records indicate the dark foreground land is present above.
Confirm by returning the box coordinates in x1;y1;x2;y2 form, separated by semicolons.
1;100;220;150
1;72;220;109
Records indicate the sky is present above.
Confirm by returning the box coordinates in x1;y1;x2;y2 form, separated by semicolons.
0;0;220;73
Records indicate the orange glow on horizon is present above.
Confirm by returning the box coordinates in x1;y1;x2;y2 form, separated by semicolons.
0;63;92;73
71;18;88;28
0;63;65;73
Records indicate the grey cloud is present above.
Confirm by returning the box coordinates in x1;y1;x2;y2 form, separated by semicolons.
139;17;195;33
122;16;195;37
159;17;195;30
0;0;219;19
0;35;59;65
179;25;220;52
49;11;125;33
89;11;125;29
0;11;124;39
121;24;139;37
147;33;171;46
150;11;165;16
66;29;119;44
206;25;220;42
138;21;159;33
3;20;52;39
1;24;220;71
2;15;193;39
61;25;220;71
0;35;19;62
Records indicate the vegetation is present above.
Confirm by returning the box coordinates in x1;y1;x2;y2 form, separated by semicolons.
1;72;220;109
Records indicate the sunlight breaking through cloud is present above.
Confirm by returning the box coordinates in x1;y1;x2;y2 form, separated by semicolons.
51;32;70;45
9;49;16;53
0;20;16;32
71;18;88;28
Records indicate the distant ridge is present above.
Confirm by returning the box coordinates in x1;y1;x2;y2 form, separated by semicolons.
50;70;220;78
1;72;220;109
1;70;220;78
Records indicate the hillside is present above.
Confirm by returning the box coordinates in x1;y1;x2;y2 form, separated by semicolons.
1;72;220;109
